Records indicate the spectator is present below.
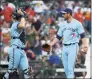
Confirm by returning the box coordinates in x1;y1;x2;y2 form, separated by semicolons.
40;20;50;37
8;2;16;10
33;35;42;56
0;7;4;26
32;17;42;36
83;5;91;34
50;19;59;32
32;0;48;14
49;28;57;41
74;8;84;24
3;42;10;61
0;2;13;23
49;50;62;66
25;19;36;49
25;5;35;17
1;23;11;45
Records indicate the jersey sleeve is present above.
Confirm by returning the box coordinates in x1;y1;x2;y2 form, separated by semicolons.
77;22;85;34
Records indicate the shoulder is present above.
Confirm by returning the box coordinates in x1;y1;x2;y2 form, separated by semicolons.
73;18;80;23
73;18;82;25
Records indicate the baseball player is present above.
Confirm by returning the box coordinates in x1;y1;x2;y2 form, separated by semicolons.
50;8;88;79
3;9;30;79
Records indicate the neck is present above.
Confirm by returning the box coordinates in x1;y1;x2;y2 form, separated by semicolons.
67;16;73;23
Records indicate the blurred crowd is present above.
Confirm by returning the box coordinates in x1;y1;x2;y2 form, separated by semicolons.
0;0;91;78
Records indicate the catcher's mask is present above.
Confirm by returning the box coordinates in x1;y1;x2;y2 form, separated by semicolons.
11;8;27;20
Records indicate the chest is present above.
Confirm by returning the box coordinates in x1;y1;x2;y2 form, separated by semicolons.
62;23;78;33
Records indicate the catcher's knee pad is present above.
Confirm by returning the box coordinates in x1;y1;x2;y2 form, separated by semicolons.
3;69;19;79
9;69;19;79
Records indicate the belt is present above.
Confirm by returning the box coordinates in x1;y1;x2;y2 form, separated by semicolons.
64;43;76;46
12;44;24;50
16;46;24;50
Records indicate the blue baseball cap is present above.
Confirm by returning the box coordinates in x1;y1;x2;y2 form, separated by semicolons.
61;8;72;14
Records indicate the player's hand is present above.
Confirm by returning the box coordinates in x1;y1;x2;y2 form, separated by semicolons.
17;8;24;15
80;46;88;54
82;46;88;53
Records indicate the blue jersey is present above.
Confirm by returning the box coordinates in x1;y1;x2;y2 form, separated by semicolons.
57;18;84;44
10;21;25;48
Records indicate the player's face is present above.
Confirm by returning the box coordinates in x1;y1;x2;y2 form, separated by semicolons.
62;13;68;20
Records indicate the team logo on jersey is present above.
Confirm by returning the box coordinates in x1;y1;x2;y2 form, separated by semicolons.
71;33;76;37
63;27;77;32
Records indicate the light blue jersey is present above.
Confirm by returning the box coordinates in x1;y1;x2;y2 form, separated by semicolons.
10;21;25;47
57;18;84;44
4;21;30;79
57;18;85;79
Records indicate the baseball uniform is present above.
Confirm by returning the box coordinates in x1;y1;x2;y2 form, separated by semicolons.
4;21;29;79
57;18;85;78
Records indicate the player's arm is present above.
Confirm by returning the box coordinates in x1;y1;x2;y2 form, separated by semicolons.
17;8;27;28
50;36;60;47
50;26;63;46
18;17;26;28
80;33;88;53
78;22;88;53
81;33;88;47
